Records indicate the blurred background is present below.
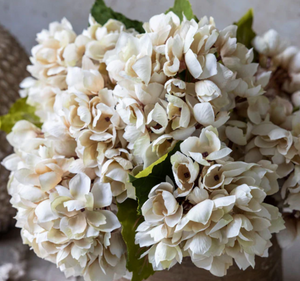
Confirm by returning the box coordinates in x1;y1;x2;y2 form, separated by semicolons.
1;0;300;54
0;0;300;280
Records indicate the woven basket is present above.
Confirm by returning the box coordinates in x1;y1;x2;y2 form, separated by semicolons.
0;24;29;232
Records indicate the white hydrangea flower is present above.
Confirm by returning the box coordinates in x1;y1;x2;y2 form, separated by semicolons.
20;78;59;121
195;80;221;103
146;103;168;134
269;96;293;126
253;29;287;58
143;134;177;167
89;90;121;134
165;78;187;98
76;129;115;168
246;95;270;125
103;32;153;83
136;155;284;276
57;91;91;136
166;94;191;130
141;182;182;227
116;97;146;132
225;120;253;146
84;16;126;61
182;18;218;79
66;66;105;95
4;8;295;280
171;152;199;197
193;102;230;128
28;18;78;89
100;159;134;202
180;126;231;165
3;133;127;281
147;241;183;271
248;120;294;165
143;12;180;46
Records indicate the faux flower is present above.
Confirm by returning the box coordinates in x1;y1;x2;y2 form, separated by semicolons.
171;152;199;197
180;126;231;166
141;182;182;227
253;29;287;58
4;3;298;280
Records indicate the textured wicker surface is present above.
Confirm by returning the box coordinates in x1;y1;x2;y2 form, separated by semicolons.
0;24;29;233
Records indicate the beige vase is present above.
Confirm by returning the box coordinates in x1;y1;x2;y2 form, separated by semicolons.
0;24;29;232
120;237;282;281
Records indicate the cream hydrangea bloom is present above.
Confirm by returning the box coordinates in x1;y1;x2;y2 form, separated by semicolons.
171;152;199;197
3;123;127;281
247;120;294;165
4;5;297;279
180;126;231;166
136;162;284;276
253;29;287;58
28;18;77;89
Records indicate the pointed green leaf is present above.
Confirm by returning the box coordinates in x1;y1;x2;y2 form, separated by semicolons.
117;199;154;281
91;0;144;33
165;0;198;21
234;9;256;49
130;142;181;214
0;98;41;133
135;153;169;179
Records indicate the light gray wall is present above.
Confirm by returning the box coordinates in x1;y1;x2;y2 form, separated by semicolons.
1;0;300;53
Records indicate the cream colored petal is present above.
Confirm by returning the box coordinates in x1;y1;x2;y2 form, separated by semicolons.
226;215;242;238
185;232;212;255
69;173;91;200
185;49;202;78
200;53;218;79
206;147;232;160
209;214;233;234
195;80;221;103
165;205;183;227
86;210;107;227
193;102;215;126
39;171;62;192
63;199;86;212
92;182;112;208
35;199;59;223
225;126;247;146
98;210;121;232
213;196;236;208
14;169;39;186
132;56;152;84
187;199;214;224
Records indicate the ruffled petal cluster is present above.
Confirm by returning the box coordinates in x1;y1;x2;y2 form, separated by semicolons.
136;127;284;276
3;17;135;281
2;122;127;280
246;29;300;245
4;9;296;280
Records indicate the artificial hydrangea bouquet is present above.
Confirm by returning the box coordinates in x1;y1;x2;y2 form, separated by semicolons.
1;0;300;280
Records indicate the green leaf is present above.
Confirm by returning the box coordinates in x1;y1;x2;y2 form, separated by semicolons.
234;9;256;49
166;0;198;21
135;153;169;179
130;142;181;214
117;199;154;281
121;143;181;279
0;98;41;133
91;0;144;33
